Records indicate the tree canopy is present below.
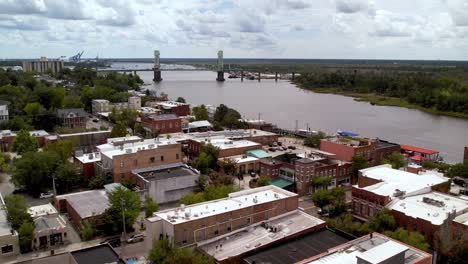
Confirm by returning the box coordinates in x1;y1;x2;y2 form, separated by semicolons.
192;104;209;121
12;129;37;154
149;238;214;264
110;121;128;138
105;186;141;233
381;152;407;169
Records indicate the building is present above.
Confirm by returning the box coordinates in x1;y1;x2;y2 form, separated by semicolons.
295;233;432;264
133;163;199;204
371;140;400;166
154;101;190;117
91;99;110;114
259;152;352;195
146;186;326;264
0;130;16;152
54;189;110;228
56;108;87;129
28;204;69;250
0;104;9;124
243;228;350;264
22;58;64;73
74;152;101;179
400;144;440;164
320;136;377;162
0;193;19;260
189;137;261;158
141;113;182;134
387;191;468;243
58;130;110;153
128;96;141;110
29;130;50;147
464;146;468;163
95;137;182;183
186;120;212;132
12;243;123;264
352;165;449;221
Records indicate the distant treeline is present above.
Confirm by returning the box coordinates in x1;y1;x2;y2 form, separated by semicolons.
295;70;468;115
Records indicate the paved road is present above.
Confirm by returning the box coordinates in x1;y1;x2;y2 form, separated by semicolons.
0;172;15;196
115;240;148;261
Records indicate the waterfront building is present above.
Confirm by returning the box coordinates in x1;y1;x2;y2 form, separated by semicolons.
22;57;64;73
141;113;182;134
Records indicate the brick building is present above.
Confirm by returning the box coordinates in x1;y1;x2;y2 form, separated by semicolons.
388;192;468;244
95;137;182;183
58;130;110;153
188;137;261;158
352;165;449;222
154;101;190;117
145;186;324;253
141;113;182;134
320;136;377;162
0;130;15;152
259;152;352;195
74;152;101;179
57;108;87;129
295;232;433;264
371;140;400;166
464;146;468;163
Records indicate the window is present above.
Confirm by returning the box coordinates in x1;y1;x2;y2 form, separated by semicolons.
247;217;251;224
120;173;125;179
361;204;367;216
227;226;231;232
162;123;165;129
1;245;13;254
176;153;179;160
214;230;219;235
161;155;164;161
169;122;173;128
354;202;359;213
369;207;374;218
150;157;155;163
134;159;138;166
120;161;124;168
175;122;179;127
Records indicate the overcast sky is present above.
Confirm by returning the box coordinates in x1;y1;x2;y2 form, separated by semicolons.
0;0;467;60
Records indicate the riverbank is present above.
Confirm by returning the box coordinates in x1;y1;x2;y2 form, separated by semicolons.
296;86;468;120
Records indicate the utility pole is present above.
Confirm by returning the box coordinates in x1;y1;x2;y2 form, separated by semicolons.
52;176;57;196
121;199;126;242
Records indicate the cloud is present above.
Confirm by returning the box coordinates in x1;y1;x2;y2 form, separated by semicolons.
235;13;266;33
0;0;46;15
95;0;137;26
43;0;88;20
446;0;468;26
0;15;48;30
335;0;370;14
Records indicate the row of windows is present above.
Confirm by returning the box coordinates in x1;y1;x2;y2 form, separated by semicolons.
354;201;375;218
119;153;180;168
153;122;179;129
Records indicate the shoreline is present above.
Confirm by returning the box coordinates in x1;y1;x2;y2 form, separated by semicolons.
295;85;468;120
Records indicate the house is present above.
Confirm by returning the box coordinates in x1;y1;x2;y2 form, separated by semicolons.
57;108;87;129
153;101;190;117
28;204;69;250
0;104;9;124
74;152;101;179
92;99;110;114
0;193;19;260
132;163;199;204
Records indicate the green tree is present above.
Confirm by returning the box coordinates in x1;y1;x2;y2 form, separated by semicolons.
88;175;106;189
144;196;159;218
256;176;270;187
54;163;81;194
43;140;74;162
149;238;214;264
447;163;468;178
193;152;211;174
0;153;9;173
384;228;429;251
12;151;58;196
303;131;326;148
23;102;41;116
63;95;84;108
195;175;208;191
368;209;396;232
5;116;32;131
4;194;32;230
110;121;127;138
176;97;186;103
80;221;96;241
178;192;206;205
312;189;333;209
350;155;369;182
106;186;141;233
18;222;34;253
311;176;331;190
381;152;407;169
192;104;209;121
12;129;37;154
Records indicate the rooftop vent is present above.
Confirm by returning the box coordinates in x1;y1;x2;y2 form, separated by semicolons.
125;149;132;154
423;197;445;207
393;189;406;197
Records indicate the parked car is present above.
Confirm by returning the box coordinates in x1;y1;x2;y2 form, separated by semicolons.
127;233;144;243
268;148;276;152
250;171;257;177
100;236;121;248
39;192;54;199
13;187;27;194
277;141;282;146
282;147;287;151
92;119;99;123
287;146;296;150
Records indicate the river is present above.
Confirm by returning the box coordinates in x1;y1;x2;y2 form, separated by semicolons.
112;63;468;163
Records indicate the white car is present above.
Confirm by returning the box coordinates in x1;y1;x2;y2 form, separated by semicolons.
127;233;144;243
39;192;54;199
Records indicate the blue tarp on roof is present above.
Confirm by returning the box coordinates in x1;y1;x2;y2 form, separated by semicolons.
338;131;359;137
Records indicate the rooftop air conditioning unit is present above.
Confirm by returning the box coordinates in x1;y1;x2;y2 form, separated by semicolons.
125;149;132;153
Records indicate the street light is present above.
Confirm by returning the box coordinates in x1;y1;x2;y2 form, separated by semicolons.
121;199;127;242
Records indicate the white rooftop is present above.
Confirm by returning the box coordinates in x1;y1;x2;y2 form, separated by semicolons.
358;240;408;263
29;130;49;137
56;190;109;219
98;137;178;159
75;152;101;163
157;101;188;109
189;120;212;129
358;165;449;198
193;137;260;150
0;193;16;236
388;192;468;225
28;203;58;218
454;211;468;226
152;185;296;224
220;155;259;164
58;130;111;137
106;135;142;144
0;129;16;138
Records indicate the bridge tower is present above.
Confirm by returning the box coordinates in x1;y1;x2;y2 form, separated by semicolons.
216;50;225;82
153;50;162;82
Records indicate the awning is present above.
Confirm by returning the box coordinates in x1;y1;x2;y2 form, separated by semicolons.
269;178;294;189
410;155;427;161
401;144;438;155
338;131;359;137
246;149;271;159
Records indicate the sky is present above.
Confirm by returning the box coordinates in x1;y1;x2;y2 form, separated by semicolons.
0;0;467;60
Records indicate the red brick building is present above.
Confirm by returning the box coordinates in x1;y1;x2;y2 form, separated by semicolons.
155;101;191;117
320;136;377;162
352;165;449;223
187;137;261;158
74;152;101;180
141;113;182;134
57;108;87;129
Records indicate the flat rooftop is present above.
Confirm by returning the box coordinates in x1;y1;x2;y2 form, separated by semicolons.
74;152;101;163
358;165;448;197
203;138;260;150
58;130;110;137
98;137;178;158
56;190;108;219
219;155;259;164
34;216;66;233
388;191;468;225
28;203;58;218
244;228;350;264
454;211;468;226
71;244;123;264
188;129;277;140
29;130;49;137
199;210;325;262
134;163;199;181
0;193;15;236
157;101;189;108
145;113;179;120
151;185;297;225
297;233;431;264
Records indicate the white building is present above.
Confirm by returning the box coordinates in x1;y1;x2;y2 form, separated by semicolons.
0;193;19;259
28;204;69;250
0;104;8;124
92;99;110;114
128;96;141;110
